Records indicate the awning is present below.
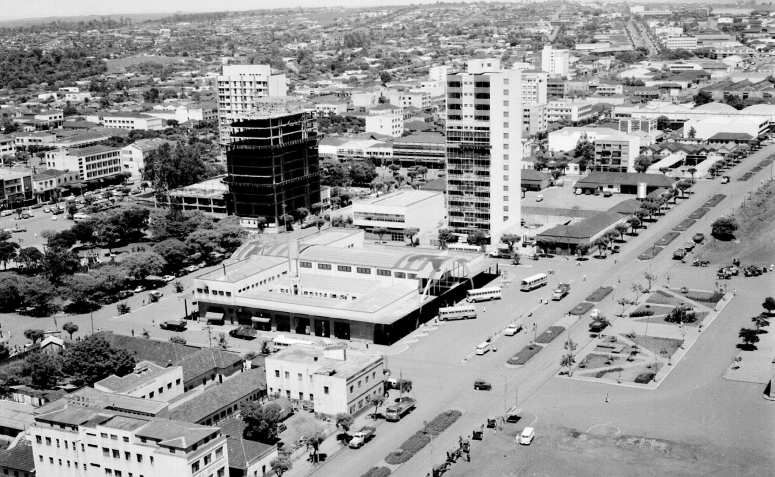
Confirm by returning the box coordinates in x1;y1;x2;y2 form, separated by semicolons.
205;312;224;322
251;317;270;323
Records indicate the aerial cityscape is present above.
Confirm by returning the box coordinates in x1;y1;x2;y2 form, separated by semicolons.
0;1;773;476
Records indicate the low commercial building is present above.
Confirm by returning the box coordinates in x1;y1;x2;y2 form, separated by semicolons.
0;170;34;210
94;361;184;403
14;132;56;151
169;369;265;426
31;407;228;477
265;345;384;416
87;112;164;131
386;91;431;110
36;387;171;419
391;132;445;169
121;138;174;181
536;211;626;255
573;171;674;195
521;169;551;191
682;115;769;140
175;348;244;393
32;169;80;202
192;229;489;345
546;101;595;124
45;145;124;183
163;177;229;219
353;190;445;242
364;113;403;137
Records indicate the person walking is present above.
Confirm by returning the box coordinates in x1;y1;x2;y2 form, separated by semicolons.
483;305;486;313
583;275;587;281
605;394;609;403
131;329;134;337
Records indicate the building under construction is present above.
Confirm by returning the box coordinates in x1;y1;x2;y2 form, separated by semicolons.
225;98;321;230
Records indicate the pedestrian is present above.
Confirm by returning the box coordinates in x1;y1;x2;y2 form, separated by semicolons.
131;329;134;337
142;299;145;306
539;297;543;304
733;288;736;296
576;261;581;267
605;394;609;403
614;259;617;264
583;275;587;281
483;305;486;313
459;435;462;445
152;320;155;327
771;264;773;272
618;276;621;283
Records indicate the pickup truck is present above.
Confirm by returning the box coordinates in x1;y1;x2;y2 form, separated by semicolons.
385;397;416;422
551;283;570;301
348;427;376;448
160;320;187;332
673;248;687;260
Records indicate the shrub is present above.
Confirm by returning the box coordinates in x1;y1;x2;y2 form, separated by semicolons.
384;410;461;465
635;372;656;384
424;410;462;435
629;310;654;318
594;367;623;379
361;467;391;477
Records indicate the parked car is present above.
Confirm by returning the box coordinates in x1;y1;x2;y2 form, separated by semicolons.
162;275;175;282
12;227;26;233
30;203;43;209
721;176;730;184
535;195;544;202
692;233;705;243
42;207;51;213
0;211;12;217
590;309;601;319
148;290;163;300
118;290;134;299
185;265;199;273
133;286;146;293
505;323;521;336
160;320;187;332
474;379;492;391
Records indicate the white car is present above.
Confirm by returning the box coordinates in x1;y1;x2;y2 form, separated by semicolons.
505;323;521;336
535;195;544;202
43;207;51;213
162;275;175;282
519;427;535;445
590;309;601;319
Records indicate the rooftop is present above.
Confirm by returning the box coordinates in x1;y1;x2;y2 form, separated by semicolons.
539;211;624;240
169;369;266;423
176;348;243;383
134;419;219;448
68;145;121;157
0;441;35;472
354;190;442;208
269;346;382;380
96;361;180;394
96;331;199;367
35;386;169;417
575;171;674;188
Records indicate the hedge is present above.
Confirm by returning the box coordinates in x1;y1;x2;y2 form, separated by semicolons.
629;310;654;318
635;372;656;384
361;467;391;477
384;410;462;465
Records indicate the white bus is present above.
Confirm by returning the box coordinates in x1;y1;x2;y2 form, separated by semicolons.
447;243;481;253
520;273;548;291
438;305;477;321
466;287;502;302
272;335;314;353
72;213;91;222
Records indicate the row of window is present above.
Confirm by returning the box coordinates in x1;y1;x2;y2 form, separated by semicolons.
298;262;416;279
235;271;287;293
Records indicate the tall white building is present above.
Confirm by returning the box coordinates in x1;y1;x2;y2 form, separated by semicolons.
216;65;288;147
445;62;523;247
521;70;548;105
429;65;451;83
541;46;570;79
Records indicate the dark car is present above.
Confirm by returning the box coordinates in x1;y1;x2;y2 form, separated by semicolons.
693;233;705;243
474;379;492;391
160;320;187;332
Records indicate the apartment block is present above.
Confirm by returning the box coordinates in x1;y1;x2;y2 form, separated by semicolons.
31;407;228;477
94;361;184;403
46;145;123;182
265;345;385;416
216;65;288;147
541;46;570;78
521;70;548;104
445;65;523;246
546;100;595;124
87;113;164;131
0;170;33;210
664;36;698;51
593;131;640;173
364;113;403;137
386;91;431;110
522;104;548;137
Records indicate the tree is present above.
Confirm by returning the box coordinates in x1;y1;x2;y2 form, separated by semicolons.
379;71;392;84
42;247;80;283
295;207;310;222
403;227;420;246
335;413;354;434
675;180;692;198
153;239;189;270
643;272;656;291
0;241;20;269
369;395;385;419
66;203;77;218
687;126;697;139
185;229;221;255
656;115;670;131
692;90;712;107
500;233;521;253
416;166;428;180
241;401;283;442
711;217;738;240
592;237;608;257
437;228;457;249
349;161;378;185
169;336;187;345
62;322;78;339
119;252;167;280
397;378;413;394
617;298;631;316
687;167;697;182
739;328;760;350
24;352;61;389
633;155;652;173
763;297;775;316
752;314;770;333
560;353;575;376
23;329;45;344
17;247;43;271
576;243;590;260
574;133;594;171
60;335;136;386
270;454;292;477
71;220;97;247
466;230;488;250
614;223;628;242
373;227;388;242
631;283;643;302
659;167;669;175
47;230;77;249
627;216;641;234
308;430;326;462
280;214;295;231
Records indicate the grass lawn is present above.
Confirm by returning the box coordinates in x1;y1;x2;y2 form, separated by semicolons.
535;326;565;344
637;245;663;260
622;362;664;383
580;366;624;379
646;290;690;307
632;335;682;358
681;290;724;304
633;304;674;316
508;344;544;366
570;302;595;316
688;208;709;220
672;218;696;232
578;353;621;370
655;232;680;247
585;286;613;302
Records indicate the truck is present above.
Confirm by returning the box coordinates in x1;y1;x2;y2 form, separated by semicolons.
551;283;571;301
348;427;376;448
385;397;416;422
673;248;687;260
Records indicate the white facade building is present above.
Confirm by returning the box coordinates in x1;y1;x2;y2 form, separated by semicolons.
216;65;288;146
121;138;174;181
265;345;385;416
429;65;451;83
546;100;595;123
353;190;445;241
45;145;123;182
541;46;570;78
682;116;768;140
364;113;404;137
445;63;523;246
94;361;184;403
664;36;698;51
86;113;164;131
521;70;548;105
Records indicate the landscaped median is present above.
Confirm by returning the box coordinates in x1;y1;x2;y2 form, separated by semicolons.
360;467;391;477
585;286;613;303
384;410;462;465
507;343;544;366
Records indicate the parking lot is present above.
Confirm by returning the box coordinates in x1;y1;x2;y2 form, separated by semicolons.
522;182;634;212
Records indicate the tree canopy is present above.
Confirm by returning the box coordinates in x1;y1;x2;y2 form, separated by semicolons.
59;335;136;386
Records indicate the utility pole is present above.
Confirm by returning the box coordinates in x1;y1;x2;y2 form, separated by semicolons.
90;311;94;334
204;322;213;348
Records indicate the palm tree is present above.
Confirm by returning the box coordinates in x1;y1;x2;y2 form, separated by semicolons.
687;167;697;183
560;353;576;376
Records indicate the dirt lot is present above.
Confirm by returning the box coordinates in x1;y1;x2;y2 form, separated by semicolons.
447;425;774;477
696;181;775;265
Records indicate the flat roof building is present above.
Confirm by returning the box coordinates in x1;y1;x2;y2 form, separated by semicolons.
95;361;184;403
353;190;445;243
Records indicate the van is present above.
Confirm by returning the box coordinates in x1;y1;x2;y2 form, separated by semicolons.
476;342;491;355
519;427;535;445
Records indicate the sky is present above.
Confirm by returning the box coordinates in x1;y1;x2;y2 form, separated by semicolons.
3;0;448;21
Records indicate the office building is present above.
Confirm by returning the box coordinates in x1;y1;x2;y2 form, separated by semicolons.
541;46;570;78
0;170;34;210
353;190;445;242
46;145;124;183
225;98;320;230
445;63;523;245
364;113;403;137
85;113;164;131
265;345;385;416
33;169;80;202
546;100;595;124
521;70;548;104
522;104;548;137
664;36;698;51
391;132;446;169
94;361;184;403
31;407;228;477
121;138;174;181
216;65;288;148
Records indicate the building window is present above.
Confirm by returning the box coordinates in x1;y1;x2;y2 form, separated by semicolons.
407;273;417;279
394;272;406;278
300;262;312;268
191;462;200;473
503;165;509;171
136;455;143;463
503;175;509;181
284;372;289;379
504;196;509;201
504;206;509;211
318;264;332;270
376;269;391;276
298;373;303;381
337;265;351;272
323;386;330;394
356;267;371;274
503;101;509;107
275;370;280;377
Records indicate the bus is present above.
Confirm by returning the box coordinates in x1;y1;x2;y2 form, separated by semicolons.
73;213;91;222
520;273;548;291
272;335;314;353
438;305;477;321
447;243;481;253
466;287;502;302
